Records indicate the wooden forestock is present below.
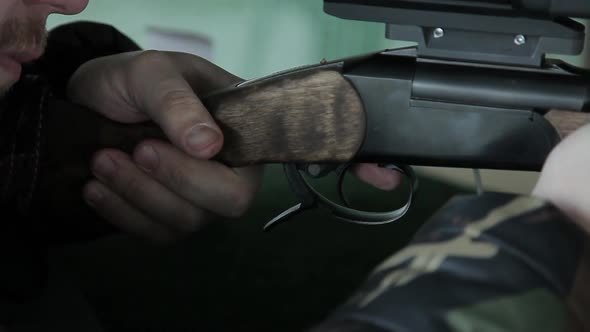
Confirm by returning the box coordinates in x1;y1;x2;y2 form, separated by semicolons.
202;68;366;166
113;68;367;167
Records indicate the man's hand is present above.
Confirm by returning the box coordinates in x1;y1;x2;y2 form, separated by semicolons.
68;51;262;243
533;123;590;233
67;51;401;243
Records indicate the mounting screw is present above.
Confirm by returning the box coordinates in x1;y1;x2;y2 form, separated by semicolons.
433;28;444;39
514;34;526;46
307;164;322;177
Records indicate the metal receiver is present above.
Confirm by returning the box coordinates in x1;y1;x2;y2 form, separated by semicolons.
264;0;590;230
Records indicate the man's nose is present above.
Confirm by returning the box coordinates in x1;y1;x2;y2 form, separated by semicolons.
25;0;89;15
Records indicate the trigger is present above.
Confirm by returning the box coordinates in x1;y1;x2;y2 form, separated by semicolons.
263;163;317;231
263;203;309;231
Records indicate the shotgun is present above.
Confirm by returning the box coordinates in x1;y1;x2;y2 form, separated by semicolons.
52;1;590;231
204;0;590;230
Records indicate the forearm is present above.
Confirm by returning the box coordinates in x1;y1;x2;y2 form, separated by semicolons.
311;192;588;332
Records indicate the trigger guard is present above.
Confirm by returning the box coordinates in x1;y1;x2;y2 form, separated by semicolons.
286;163;418;225
330;164;418;225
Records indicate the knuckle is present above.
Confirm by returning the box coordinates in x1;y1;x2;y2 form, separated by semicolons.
91;151;117;181
120;175;147;199
156;88;203;133
132;50;169;71
175;207;203;233
224;183;255;218
84;182;108;209
166;166;191;193
159;88;201;112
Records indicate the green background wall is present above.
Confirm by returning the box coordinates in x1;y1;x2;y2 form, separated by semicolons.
48;0;402;80
47;0;589;79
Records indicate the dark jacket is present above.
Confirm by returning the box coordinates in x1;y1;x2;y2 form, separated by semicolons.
0;21;139;320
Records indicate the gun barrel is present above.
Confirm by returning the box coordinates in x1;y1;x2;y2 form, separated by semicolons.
413;61;590;111
344;51;586;170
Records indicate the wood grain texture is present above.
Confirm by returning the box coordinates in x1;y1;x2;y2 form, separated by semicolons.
203;68;366;166
545;110;590;138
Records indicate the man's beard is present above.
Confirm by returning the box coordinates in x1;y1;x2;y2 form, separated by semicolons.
0;19;47;98
0;18;47;53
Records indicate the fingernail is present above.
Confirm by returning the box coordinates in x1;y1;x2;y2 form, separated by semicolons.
84;184;104;207
185;124;219;154
93;154;116;179
135;145;159;172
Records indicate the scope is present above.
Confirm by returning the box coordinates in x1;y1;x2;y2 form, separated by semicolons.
324;0;588;67
326;0;590;19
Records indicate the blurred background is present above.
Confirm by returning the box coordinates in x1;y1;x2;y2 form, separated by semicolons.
35;1;588;331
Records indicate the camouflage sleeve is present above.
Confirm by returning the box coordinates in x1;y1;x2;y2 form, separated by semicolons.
309;192;589;332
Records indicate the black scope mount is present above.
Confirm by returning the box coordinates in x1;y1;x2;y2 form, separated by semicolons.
324;0;589;67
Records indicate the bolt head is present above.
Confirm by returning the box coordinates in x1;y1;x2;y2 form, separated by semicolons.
514;34;526;46
433;28;444;39
307;164;322;177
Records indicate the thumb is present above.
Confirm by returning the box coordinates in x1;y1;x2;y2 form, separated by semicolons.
129;51;234;159
68;51;240;160
139;74;224;159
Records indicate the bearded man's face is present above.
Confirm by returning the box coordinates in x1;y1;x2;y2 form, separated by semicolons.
0;0;89;94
